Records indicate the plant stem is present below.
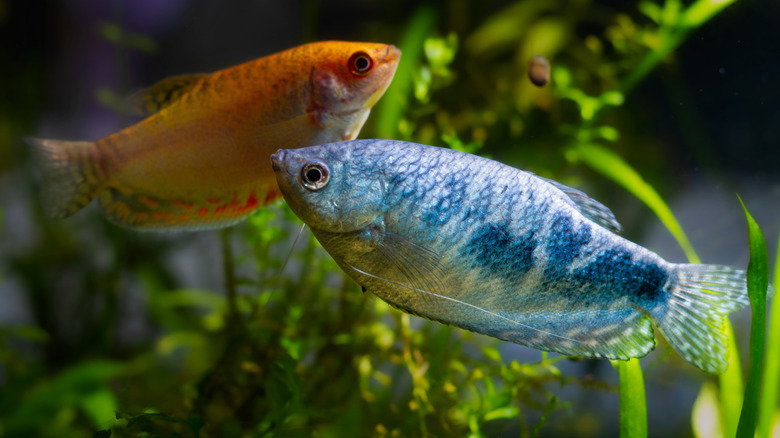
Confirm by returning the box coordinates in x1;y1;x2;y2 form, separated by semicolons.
221;228;241;333
618;359;647;438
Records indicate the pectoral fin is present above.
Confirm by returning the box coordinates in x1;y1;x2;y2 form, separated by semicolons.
350;231;449;302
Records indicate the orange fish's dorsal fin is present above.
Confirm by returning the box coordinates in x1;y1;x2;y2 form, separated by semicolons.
25;137;106;219
126;73;207;116
98;187;279;231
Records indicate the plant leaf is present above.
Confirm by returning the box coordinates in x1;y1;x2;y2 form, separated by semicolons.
374;5;437;138
719;321;744;438
736;199;770;438
758;230;780;438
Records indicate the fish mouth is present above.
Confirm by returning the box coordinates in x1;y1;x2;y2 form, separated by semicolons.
270;149;286;172
383;45;401;63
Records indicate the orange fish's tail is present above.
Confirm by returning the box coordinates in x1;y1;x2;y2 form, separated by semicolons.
25;138;107;219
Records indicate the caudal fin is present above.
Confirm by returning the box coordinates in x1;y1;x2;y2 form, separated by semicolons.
25;138;106;219
652;264;751;374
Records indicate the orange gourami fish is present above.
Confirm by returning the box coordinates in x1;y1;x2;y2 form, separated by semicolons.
27;41;400;230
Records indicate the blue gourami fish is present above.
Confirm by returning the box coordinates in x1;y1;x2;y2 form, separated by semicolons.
26;41;400;230
271;139;753;373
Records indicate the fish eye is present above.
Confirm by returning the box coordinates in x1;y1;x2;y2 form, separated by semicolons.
299;160;330;191
349;51;373;76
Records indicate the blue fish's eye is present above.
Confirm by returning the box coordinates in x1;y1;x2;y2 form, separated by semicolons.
299;160;330;191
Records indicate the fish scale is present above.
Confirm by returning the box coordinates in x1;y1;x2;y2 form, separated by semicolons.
272;139;758;374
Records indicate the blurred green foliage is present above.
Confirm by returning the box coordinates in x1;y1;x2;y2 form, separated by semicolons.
0;0;777;437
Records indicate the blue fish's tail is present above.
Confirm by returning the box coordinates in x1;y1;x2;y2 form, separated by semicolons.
651;264;750;374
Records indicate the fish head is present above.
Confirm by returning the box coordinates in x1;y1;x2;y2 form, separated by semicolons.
271;142;385;233
309;42;400;117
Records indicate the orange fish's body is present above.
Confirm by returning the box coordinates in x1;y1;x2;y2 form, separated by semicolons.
28;41;400;230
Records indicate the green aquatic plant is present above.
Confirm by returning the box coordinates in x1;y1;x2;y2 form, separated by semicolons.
719;320;745;438
689;205;776;438
736;202;770;438
3;359;126;435
759;236;780;438
374;5;437;140
621;0;738;94
616;359;647;438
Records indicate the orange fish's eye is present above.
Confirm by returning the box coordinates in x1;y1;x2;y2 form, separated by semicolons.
349;51;373;76
299;160;330;191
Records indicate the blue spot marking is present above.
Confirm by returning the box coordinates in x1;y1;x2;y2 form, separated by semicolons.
401;187;417;198
421;173;465;226
461;222;537;281
387;173;406;186
544;211;591;279
571;249;668;306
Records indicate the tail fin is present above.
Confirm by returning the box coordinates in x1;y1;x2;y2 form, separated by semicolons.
651;264;750;374
25;138;106;219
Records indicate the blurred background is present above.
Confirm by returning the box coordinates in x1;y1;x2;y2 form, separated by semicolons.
0;0;778;436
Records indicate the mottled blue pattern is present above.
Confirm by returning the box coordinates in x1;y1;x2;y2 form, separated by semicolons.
273;139;750;373
572;248;667;305
458;185;492;226
544;211;592;279
461;221;538;280
421;173;466;226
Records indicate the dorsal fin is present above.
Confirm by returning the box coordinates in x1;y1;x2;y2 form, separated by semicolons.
126;73;207;116
538;176;623;233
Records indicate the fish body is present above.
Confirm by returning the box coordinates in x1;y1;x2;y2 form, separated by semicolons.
272;139;750;373
28;41;400;230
